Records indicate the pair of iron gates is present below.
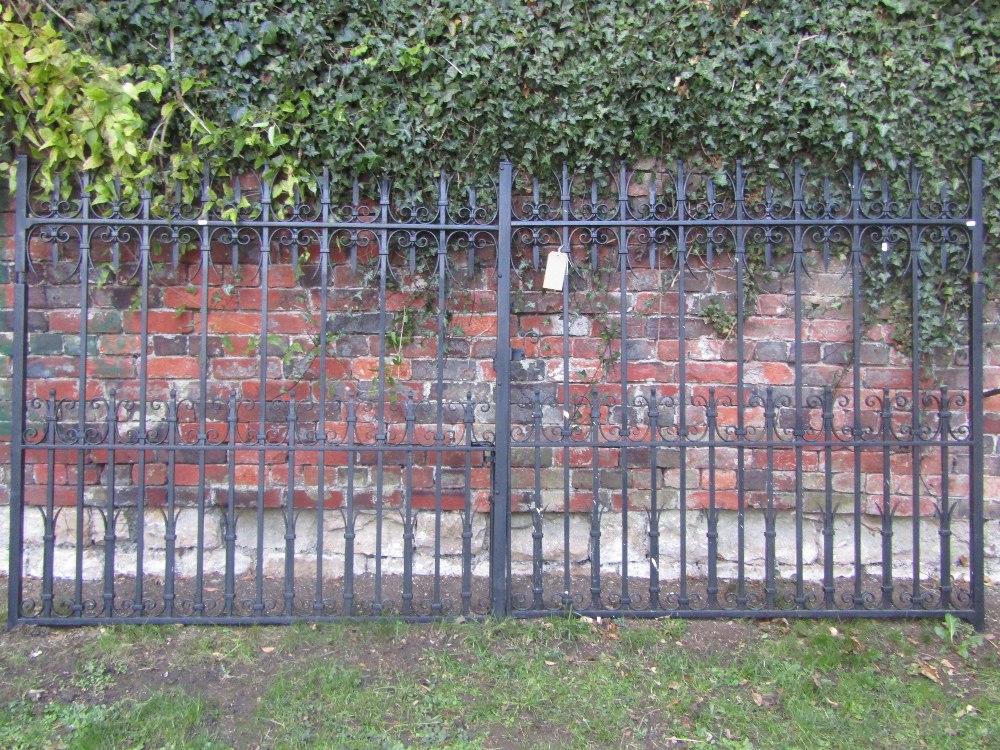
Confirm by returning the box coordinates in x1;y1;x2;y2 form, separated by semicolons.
6;156;988;628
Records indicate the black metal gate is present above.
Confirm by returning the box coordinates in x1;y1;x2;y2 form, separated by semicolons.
495;160;986;628
6;156;987;627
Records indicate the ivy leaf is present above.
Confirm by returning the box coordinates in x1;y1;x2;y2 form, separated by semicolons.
880;0;909;12
121;82;141;101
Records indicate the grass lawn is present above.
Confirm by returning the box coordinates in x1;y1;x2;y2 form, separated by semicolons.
1;583;998;749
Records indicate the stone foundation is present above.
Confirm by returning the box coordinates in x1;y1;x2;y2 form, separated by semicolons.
4;505;996;583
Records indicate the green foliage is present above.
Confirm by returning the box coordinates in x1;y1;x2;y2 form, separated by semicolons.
0;7;166;195
934;613;985;659
2;0;999;351
12;1;999;192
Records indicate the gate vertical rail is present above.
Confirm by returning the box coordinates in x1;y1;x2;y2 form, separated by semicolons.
970;157;986;631
491;161;513;616
8;155;29;626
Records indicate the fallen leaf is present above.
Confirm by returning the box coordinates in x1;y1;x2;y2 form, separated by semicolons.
829;626;839;637
261;647;275;654
917;663;941;684
751;691;778;707
955;704;980;718
544;660;556;666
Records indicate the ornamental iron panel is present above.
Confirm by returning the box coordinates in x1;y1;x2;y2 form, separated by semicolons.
6;156;987;628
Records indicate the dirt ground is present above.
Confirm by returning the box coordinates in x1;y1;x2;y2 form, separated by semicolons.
2;577;999;749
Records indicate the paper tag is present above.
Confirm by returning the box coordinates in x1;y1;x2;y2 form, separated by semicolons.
542;250;568;291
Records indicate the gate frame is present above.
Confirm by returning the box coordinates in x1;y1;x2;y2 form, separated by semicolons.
5;155;988;628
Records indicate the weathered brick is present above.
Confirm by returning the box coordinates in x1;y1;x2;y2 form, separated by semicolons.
25;356;78;379
126;310;197;334
685;361;738;384
328;312;391;336
144;357;199;379
87;357;136;379
753;341;788;361
99;335;143;356
450;314;497;338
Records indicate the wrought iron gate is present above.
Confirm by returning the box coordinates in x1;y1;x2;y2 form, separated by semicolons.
6;156;987;627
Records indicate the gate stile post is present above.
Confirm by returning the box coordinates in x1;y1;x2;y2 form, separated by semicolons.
969;157;986;631
8;154;29;629
491;161;513;616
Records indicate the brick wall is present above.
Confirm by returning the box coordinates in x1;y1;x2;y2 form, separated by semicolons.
0;180;998;585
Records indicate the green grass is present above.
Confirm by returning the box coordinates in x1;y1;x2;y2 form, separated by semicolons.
0;615;997;749
0;690;219;750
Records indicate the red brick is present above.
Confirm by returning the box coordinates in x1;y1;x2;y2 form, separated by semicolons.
686;490;740;510
212;487;284;508
241;381;313;400
471;290;497;313
863;369;913;390
126;310;197;334
352;358;410;382
267;312;311;334
207;312;264;334
163;286;239;311
26;356;78;378
304;358;352;380
98;335;143;356
744;318;796;339
755;294;788;315
237;288;308;310
526;336;564;357
627;362;677;382
146;357;201;379
79;311;121;334
657;340;680;361
634;291;679;315
24;484;79;506
746;362;795;385
211;357;283;380
685;361;738;384
450;314;497;338
400;338;436;357
133;462;168;486
268;266;297;288
411;491;467;511
47;311;81;333
751;449;819;471
87;357;136;379
808;320;853;342
172;464;226;486
288;488;345;509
